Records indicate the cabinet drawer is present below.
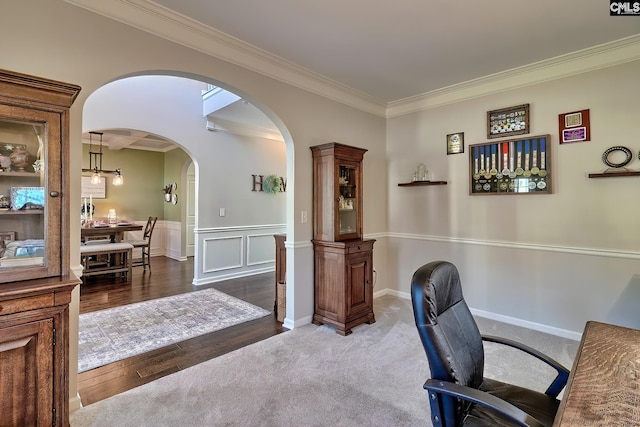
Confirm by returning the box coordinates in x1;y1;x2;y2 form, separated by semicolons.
0;293;54;316
346;242;374;254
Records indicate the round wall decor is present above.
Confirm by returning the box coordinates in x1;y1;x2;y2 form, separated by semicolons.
602;146;632;168
263;174;282;194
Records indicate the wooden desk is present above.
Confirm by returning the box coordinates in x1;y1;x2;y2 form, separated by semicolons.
553;321;640;426
81;224;143;243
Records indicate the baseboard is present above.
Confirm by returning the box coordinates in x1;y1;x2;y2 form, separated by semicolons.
373;288;582;341
469;308;582;341
69;393;83;412
284;314;312;330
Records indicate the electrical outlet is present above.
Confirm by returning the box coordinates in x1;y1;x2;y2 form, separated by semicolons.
219;208;225;217
301;210;308;223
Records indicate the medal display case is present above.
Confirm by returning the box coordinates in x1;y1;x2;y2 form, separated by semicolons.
470;134;551;195
310;143;375;335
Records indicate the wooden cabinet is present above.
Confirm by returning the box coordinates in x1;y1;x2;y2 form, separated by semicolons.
312;239;375;335
310;143;375;335
0;69;81;427
0;69;80;283
311;142;365;242
0;279;77;427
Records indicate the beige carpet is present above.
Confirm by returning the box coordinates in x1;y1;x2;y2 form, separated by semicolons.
71;296;578;427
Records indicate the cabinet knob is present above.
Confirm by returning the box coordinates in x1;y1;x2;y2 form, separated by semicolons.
49;191;59;197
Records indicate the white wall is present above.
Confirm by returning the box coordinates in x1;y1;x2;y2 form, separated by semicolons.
84;75;288;282
387;61;640;338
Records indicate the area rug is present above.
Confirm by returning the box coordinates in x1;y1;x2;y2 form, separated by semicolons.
78;288;272;373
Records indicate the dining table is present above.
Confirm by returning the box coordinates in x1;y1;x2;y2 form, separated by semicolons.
81;223;143;243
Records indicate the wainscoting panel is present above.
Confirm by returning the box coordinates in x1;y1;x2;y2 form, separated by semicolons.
194;224;285;285
203;235;243;273
163;221;182;260
247;233;276;266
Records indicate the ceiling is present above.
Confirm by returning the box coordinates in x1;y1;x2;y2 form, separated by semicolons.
77;1;640;151
152;0;639;102
82;129;178;152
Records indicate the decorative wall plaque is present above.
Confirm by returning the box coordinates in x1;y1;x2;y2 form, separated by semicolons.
559;109;590;144
446;132;464;155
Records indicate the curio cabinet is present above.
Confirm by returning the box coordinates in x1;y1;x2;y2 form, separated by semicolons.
310;142;375;335
0;68;81;427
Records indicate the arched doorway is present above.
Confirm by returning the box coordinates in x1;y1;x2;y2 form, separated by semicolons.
82;74;289;286
77;73;292;403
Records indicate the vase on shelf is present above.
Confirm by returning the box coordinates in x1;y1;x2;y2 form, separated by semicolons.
10;148;30;171
0;154;10;171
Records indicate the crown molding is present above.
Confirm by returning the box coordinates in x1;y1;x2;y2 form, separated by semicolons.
64;0;387;117
64;1;640;120
387;34;640;117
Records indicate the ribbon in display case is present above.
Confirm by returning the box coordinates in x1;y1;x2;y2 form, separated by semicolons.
469;134;551;195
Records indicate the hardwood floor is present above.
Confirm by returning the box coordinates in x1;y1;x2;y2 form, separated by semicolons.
77;256;288;406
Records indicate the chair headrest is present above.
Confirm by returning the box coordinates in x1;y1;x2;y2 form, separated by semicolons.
411;260;464;325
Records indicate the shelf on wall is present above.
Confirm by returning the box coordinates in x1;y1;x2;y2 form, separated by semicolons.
588;170;640;178
398;181;447;187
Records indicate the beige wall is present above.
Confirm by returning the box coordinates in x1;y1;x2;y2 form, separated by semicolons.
1;0;386;411
6;0;636;415
387;60;640;336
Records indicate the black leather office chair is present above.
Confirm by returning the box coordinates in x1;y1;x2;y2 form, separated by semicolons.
410;261;569;427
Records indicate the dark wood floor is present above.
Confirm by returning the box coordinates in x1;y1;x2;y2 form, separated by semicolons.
78;256;287;406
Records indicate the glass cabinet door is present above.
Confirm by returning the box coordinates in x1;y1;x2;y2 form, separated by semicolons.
336;163;360;239
0;110;58;280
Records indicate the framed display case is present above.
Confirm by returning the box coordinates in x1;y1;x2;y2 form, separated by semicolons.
487;104;529;139
470;134;551;195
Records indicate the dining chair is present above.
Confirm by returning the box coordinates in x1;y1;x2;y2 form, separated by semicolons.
124;216;157;272
410;260;569;427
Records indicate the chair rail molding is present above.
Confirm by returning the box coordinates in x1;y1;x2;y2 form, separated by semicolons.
387;232;640;260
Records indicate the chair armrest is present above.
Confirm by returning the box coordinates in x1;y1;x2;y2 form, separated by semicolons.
482;334;570;397
424;378;546;427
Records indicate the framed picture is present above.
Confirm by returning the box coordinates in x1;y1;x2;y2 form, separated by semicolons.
487;104;530;139
469;134;551;196
446;132;464;155
81;176;106;198
559;109;590;144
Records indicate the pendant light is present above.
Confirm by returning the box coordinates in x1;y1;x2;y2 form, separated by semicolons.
82;131;124;186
